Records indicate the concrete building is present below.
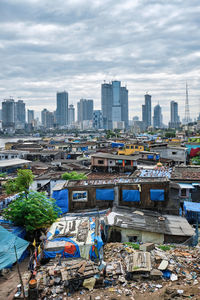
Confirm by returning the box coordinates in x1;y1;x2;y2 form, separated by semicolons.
27;109;34;124
153;104;162;128
93;110;103;130
15;100;26;129
169;101;180;129
41;109;54;128
77;99;93;123
2;99;15;131
101;81;128;130
150;144;187;165
56;91;68;126
68;104;75;125
142;94;151;128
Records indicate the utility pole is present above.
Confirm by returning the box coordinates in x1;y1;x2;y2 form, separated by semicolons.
14;245;26;300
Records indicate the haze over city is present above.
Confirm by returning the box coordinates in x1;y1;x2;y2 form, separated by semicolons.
0;0;200;123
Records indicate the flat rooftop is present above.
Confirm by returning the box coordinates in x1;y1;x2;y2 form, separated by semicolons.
91;152;140;160
0;159;31;168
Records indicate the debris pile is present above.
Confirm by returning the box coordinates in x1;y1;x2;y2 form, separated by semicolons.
14;243;200;299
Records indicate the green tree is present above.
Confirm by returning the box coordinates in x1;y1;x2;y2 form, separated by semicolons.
165;131;176;138
4;169;34;198
3;191;60;231
62;171;87;180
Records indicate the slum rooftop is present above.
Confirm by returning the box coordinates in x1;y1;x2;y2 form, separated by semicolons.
91;152;140;160
66;177;169;187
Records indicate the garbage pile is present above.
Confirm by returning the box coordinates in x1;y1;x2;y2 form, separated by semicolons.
14;243;200;299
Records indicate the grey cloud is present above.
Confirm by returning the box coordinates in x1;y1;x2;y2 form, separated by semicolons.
0;0;200;123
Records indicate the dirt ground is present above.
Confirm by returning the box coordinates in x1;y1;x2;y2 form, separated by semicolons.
0;258;29;300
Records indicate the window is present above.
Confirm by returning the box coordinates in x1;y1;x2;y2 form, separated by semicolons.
72;191;88;202
181;189;186;197
131;146;134;149
172;151;177;155
98;160;104;164
126;146;130;149
37;183;42;188
109;160;113;164
128;236;138;242
135;146;138;149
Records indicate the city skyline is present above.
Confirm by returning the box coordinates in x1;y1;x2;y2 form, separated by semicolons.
0;1;200;123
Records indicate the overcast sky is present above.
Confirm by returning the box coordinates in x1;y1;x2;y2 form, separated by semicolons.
0;0;200;123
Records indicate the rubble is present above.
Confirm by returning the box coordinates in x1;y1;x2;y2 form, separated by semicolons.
14;242;200;299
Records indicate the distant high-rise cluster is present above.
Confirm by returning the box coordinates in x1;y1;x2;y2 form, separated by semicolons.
2;99;26;132
101;81;128;130
0;81;195;133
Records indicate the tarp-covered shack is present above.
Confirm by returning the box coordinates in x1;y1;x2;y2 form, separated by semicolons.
44;212;104;260
0;225;29;270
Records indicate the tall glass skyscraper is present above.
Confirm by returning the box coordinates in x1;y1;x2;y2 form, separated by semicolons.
142;93;152;128
153;104;162;128
169;101;180;129
101;81;128;129
56;91;68;126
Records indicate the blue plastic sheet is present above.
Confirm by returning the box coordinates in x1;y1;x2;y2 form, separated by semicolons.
150;189;164;201
147;155;154;160
43;237;80;259
0;226;29;270
96;189;114;201
52;189;68;214
0;220;26;239
89;235;103;260
184;201;200;222
111;142;124;148
122;190;140;202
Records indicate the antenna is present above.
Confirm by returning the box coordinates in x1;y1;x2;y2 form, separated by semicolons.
184;82;190;123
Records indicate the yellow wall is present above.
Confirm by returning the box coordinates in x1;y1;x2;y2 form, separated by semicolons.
118;144;144;155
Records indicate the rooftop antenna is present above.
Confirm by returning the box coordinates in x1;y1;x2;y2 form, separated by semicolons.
185;82;190;123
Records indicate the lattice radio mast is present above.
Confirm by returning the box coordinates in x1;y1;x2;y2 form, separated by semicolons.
185;82;190;123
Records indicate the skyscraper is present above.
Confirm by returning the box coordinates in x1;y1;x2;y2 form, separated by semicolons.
56;91;68;126
101;81;128;129
41;109;54;128
93;110;103;129
28;109;34;124
15;100;26;129
169;101;180;129
2;99;15;130
153;104;162;128
142;93;151;128
68;104;75;125
77;99;93;122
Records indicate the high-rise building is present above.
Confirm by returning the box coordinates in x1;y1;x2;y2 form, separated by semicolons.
27;109;34;124
93;110;103;130
153;104;162;128
77;99;93;123
101;81;128;129
68;104;75;125
15;100;26;129
169;101;180;129
41;109;54;128
142;93;151;128
2;99;15;130
56;91;68;126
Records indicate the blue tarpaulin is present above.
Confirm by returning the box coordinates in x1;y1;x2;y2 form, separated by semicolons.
89;235;103;260
0;225;29;270
122;190;140;202
147;155;154;160
44;237;80;259
150;189;164;201
184;201;200;222
0;220;26;239
111;142;124;148
52;189;68;214
81;146;88;151
96;189;114;201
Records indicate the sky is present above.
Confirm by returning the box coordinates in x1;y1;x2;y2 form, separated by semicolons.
0;0;200;124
